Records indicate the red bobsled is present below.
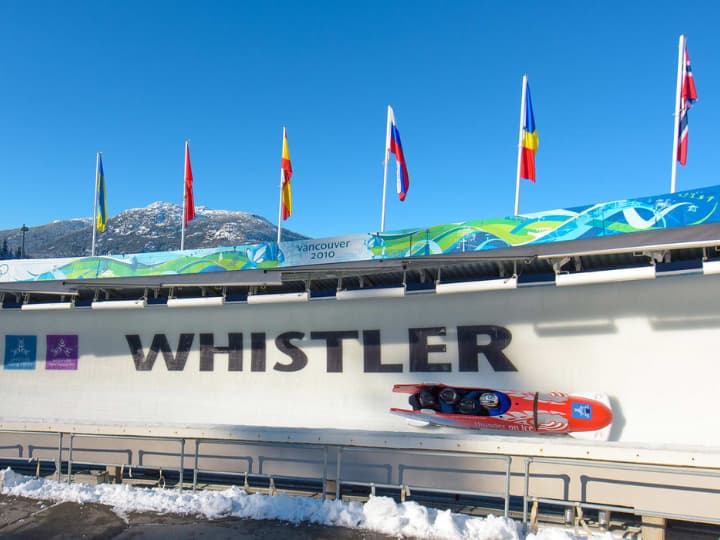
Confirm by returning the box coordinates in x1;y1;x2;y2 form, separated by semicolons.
391;383;613;437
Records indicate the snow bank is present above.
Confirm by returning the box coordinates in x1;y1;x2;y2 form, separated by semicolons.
0;468;615;539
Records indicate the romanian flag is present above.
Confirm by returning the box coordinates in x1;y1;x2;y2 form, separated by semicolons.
280;127;293;220
387;106;409;201
184;140;196;226
96;153;107;232
520;82;539;182
677;44;698;166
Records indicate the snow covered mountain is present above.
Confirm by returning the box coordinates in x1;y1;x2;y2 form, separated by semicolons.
0;202;308;258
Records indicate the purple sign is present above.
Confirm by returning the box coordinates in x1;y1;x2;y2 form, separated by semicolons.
4;335;37;370
46;335;78;370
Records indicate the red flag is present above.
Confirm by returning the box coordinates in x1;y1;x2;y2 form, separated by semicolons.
184;140;195;225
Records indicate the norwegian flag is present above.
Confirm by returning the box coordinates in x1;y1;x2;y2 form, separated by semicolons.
677;45;698;166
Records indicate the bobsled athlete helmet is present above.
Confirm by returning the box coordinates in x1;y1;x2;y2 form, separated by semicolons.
479;392;500;408
408;393;421;410
417;390;437;409
439;387;460;405
458;399;481;415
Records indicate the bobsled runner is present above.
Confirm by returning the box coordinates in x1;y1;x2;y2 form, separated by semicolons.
391;383;613;438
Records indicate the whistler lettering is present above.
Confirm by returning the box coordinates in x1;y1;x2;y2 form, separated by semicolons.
124;325;516;373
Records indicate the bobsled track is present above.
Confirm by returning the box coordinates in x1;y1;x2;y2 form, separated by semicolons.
3;185;720;536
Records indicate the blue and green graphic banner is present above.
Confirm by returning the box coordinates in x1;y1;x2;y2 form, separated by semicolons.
0;185;717;283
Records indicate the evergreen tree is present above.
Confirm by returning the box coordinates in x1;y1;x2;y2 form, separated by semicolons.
14;246;21;259
0;238;7;259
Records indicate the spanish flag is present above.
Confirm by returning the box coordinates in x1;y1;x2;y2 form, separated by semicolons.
96;153;107;232
520;82;539;182
280;127;293;220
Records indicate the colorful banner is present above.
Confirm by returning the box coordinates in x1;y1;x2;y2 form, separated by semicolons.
0;185;718;283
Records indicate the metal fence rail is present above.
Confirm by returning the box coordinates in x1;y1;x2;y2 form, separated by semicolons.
2;428;720;528
337;446;512;516
66;433;187;486
192;438;330;496
522;456;720;527
0;429;514;518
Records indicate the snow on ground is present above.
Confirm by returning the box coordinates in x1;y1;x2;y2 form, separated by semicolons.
0;468;615;540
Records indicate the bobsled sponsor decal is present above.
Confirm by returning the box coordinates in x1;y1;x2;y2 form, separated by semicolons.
571;402;593;420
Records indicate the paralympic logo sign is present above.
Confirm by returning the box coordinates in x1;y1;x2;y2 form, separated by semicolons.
3;335;78;370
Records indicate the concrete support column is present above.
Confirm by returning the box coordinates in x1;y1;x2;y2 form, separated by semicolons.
641;516;666;540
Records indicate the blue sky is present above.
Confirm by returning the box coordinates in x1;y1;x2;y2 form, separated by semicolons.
0;1;717;238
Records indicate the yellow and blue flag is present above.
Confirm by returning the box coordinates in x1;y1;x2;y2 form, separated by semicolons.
96;154;107;232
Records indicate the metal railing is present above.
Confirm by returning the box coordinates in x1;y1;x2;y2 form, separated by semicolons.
0;429;513;518
3;428;720;528
66;433;187;486
191;438;329;497
336;446;512;516
522;456;720;527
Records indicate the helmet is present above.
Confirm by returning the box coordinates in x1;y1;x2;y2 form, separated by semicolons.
458;399;481;415
480;392;499;408
439;387;460;405
408;393;421;410
417;390;438;409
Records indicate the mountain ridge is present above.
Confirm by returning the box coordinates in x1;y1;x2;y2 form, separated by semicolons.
0;203;308;258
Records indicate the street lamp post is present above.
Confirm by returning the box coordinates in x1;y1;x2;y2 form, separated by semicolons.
20;224;29;258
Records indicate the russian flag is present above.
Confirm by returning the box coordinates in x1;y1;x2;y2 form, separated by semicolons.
387;106;409;201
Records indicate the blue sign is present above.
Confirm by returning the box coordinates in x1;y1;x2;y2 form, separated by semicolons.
4;335;37;370
571;402;593;420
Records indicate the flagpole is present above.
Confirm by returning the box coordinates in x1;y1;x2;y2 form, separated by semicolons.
380;106;392;232
91;152;100;256
277;164;284;243
514;74;528;216
181;140;188;251
277;127;285;243
670;35;685;194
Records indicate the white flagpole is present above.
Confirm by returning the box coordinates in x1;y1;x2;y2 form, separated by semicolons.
181;140;188;251
514;74;528;216
380;105;392;232
277;127;285;243
670;35;685;194
91;151;100;256
277;166;284;243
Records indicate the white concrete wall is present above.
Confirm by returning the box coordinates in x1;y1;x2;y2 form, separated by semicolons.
1;272;718;450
